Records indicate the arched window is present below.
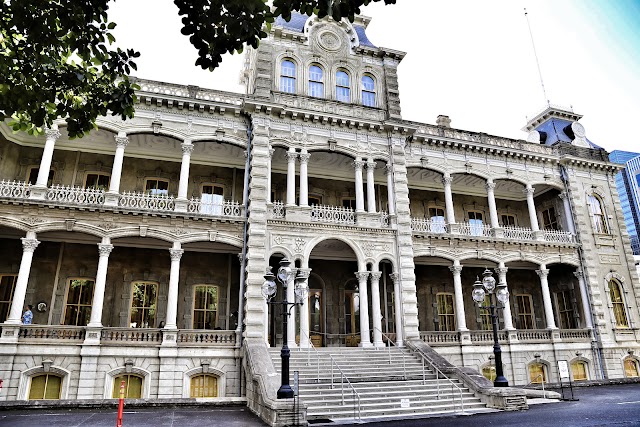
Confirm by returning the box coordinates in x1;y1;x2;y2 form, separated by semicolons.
280;60;296;94
361;74;376;107
529;363;546;384
609;279;629;328
336;69;351;102
190;374;218;398
309;65;324;98
571;361;588;381
624;358;639;377
29;374;62;400
588;194;609;234
112;374;143;398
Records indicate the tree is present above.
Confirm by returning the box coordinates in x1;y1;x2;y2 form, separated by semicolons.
0;0;395;138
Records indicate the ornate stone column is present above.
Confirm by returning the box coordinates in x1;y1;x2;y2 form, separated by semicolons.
495;262;515;330
442;174;456;229
390;272;403;347
6;232;40;324
559;191;576;234
30;125;61;199
175;140;194;212
286;148;297;206
353;158;365;213
525;184;540;232
105;132;129;206
297;268;312;348
165;243;184;330
536;265;557;329
385;164;396;215
449;261;467;331
370;271;384;347
287;267;298;348
356;271;372;347
87;239;113;327
574;270;593;329
366;159;377;213
486;179;500;231
298;150;310;207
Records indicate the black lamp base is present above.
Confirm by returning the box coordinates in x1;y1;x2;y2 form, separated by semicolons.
277;384;294;399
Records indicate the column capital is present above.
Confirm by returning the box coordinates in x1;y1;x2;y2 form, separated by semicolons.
558;191;569;200
355;271;370;282
389;272;399;283
21;238;40;253
169;248;184;261
299;152;311;164
181;142;194;155
114;134;129;148
449;265;463;275
524;185;535;195
286;151;298;162
536;268;550;278
366;160;377;170
442;175;453;186
370;271;382;281
495;267;508;275
573;270;584;279
385;163;393;175
297;268;312;279
486;181;496;191
45;125;61;141
353;159;365;171
97;244;114;257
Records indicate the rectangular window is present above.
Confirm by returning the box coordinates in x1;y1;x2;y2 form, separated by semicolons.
556;290;576;329
480;294;492;330
342;198;356;210
436;293;456;332
468;211;484;236
27;168;54;186
429;207;446;233
29;374;62;400
308;196;322;206
201;184;224;215
193;285;219;330
63;279;95;326
501;214;516;226
84;173;110;190
542;207;559;230
130;282;158;328
516;294;535;329
0;275;17;321
529;364;546;384
571;362;588;381
144;179;169;196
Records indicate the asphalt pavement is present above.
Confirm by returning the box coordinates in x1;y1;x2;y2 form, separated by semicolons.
1;383;640;426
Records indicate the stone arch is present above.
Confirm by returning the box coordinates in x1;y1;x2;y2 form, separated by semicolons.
108;228;176;244
458;253;502;265
622;354;640;378
0;217;31;233
104;365;152;399
374;255;397;272
448;169;492;181
179;232;243;248
542;258;581;268
182;365;226;398
304;235;365;271
18;364;71;400
526;357;551;383
268;246;294;262
568;356;592;381
122;127;189;142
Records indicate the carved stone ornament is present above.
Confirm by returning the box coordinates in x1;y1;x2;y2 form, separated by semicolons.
21;238;40;253
169;248;184;261
294;237;306;253
98;244;114;257
317;30;342;52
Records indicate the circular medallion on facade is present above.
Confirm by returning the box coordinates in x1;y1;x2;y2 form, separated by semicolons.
318;30;342;52
571;122;586;138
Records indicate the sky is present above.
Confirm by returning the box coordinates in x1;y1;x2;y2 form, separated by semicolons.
108;0;640;153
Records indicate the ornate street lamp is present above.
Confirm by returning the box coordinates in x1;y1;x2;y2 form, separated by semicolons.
472;267;510;387
262;258;308;399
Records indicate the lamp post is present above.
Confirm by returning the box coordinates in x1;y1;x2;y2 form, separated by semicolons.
472;268;510;387
262;258;308;399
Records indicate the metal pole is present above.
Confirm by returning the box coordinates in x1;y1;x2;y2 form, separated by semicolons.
277;296;294;398
491;292;509;387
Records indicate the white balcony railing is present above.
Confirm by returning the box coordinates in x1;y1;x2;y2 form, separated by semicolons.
269;201;286;219
379;211;390;228
410;217;447;234
543;229;575;244
310;204;355;225
457;222;492;237
118;191;175;212
46;185;105;206
502;225;535;241
0;180;31;199
187;197;243;218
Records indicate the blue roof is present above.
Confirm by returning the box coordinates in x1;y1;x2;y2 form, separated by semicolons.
533;118;600;149
274;12;377;48
354;25;376;48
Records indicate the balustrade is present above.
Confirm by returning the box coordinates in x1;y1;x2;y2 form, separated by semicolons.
269;201;286;219
100;327;163;343
516;329;551;341
187;197;243;218
0;180;31;199
18;325;85;341
46;185;105;206
311;204;356;225
411;217;447;234
469;330;508;342
177;330;237;345
118;191;175;212
457;222;492;237
502;225;535;241
543;229;576;243
419;331;460;344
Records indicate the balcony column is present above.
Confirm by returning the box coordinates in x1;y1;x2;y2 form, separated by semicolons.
370;271;384;347
5;232;40;324
442;174;456;227
559;191;576;234
165;242;183;330
486;179;500;229
30;125;61;199
356;271;372;347
353;158;365;213
87;238;113;327
266;148;274;203
449;261;467;331
390;272;403;347
536;265;557;329
175;140;194;212
574;270;593;329
105;132;129;206
525;184;540;232
298;149;310;207
385;164;395;215
366;159;377;213
287;267;298;348
298;268;312;348
286;148;297;206
495;262;515;330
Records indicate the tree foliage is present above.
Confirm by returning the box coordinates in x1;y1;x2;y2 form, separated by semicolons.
1;0;395;138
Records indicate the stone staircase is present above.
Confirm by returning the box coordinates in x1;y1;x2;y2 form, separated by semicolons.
268;346;489;422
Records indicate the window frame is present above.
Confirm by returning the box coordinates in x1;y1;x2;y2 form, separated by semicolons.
62;278;95;326
571;360;588;381
467;210;485;236
335;69;351;103
190;374;219;398
27;166;54;186
28;374;62;400
516;294;535;330
541;207;559;230
608;279;629;328
129;281;159;328
500;214;517;227
0;274;17;321
624;358;639;378
112;374;143;399
361;74;376;107
588;194;609;234
192;285;220;330
84;172;111;190
529;362;547;384
555;290;576;329
428;207;446;233
436;292;456;332
280;59;297;94
309;64;324;98
144;178;170;196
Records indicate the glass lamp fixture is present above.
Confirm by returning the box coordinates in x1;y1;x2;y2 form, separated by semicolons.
482;268;496;293
277;258;293;285
472;277;486;305
262;269;277;300
294;273;308;303
496;281;510;305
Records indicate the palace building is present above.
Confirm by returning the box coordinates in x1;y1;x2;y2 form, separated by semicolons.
0;12;639;425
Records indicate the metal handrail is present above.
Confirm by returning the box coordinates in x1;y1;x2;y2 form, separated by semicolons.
375;328;407;380
298;328;321;383
525;373;547;398
329;354;362;421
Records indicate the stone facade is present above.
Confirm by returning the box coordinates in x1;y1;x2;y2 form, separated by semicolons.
0;11;639;426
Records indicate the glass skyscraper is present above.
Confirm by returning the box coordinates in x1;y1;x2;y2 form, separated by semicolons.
610;150;640;255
